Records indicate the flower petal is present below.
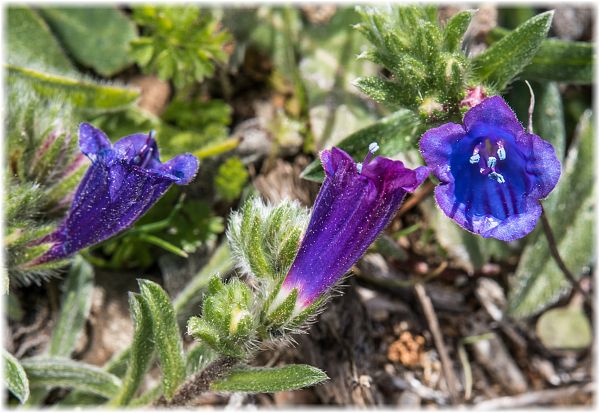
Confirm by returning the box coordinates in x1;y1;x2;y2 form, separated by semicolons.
419;123;466;183
79;123;111;161
463;95;523;137
517;132;562;200
161;153;200;185
283;146;426;306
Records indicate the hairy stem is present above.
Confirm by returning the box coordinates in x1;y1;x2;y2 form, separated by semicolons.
154;357;238;407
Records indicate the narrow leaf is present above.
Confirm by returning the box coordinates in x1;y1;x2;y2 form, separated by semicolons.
21;357;121;399
211;365;328;393
109;293;155;406
138;279;186;400
48;255;94;357
489;27;593;84
3;349;30;403
301;109;421;182
473;11;553;89
6;64;139;110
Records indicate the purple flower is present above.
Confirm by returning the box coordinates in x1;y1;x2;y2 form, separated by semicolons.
280;144;429;308
419;96;561;241
29;123;199;266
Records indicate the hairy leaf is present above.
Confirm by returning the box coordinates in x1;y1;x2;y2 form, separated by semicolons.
489;27;592;84
138;279;186;400
473;11;553;90
48;255;94;357
3;350;30;403
6;64;139;110
211;365;328;393
109;294;155;406
21;357;121;398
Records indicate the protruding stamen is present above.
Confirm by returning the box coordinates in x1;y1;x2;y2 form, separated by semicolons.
361;141;380;166
140;147;154;168
489;172;505;183
136;130;156;168
497;142;506;160
469;154;480;164
487;156;497;168
356;162;363;174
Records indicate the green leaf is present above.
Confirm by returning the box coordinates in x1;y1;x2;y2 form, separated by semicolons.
508;111;594;317
489;28;593;84
21;357;121;398
138;279;186;400
6;64;139;111
3;349;30;403
443;10;476;52
211;365;328;393
38;7;137;76
536;306;592;350
473;11;553;90
48;255;94;357
109;294;155;406
301;109;421;182
6;6;74;73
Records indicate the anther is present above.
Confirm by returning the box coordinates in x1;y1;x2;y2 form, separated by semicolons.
487;156;497;168
469;147;480;164
362;141;380;167
489;172;505;183
356;162;363;174
497;141;506;160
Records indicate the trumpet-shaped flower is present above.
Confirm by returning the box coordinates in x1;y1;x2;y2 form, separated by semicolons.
419;96;560;241
29;123;199;265
279;144;429;309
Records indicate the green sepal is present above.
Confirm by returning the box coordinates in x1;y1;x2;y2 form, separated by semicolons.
443;10;476;52
266;288;298;327
187;316;220;349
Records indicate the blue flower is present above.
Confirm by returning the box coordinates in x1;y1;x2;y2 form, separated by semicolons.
29;123;199;265
419;96;561;241
279;144;429;308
